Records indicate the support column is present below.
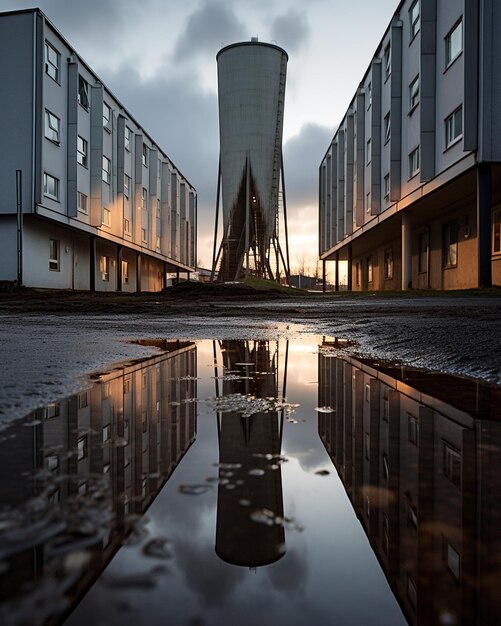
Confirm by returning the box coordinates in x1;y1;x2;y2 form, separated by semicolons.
90;236;96;292
335;251;339;292
117;245;123;292
402;211;412;290
136;252;141;293
347;244;353;291
322;260;326;293
477;164;492;287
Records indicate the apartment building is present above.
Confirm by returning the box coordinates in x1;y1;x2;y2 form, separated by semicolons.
319;0;501;290
0;9;197;292
318;343;501;624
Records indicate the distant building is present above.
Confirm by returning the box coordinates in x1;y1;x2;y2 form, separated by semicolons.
319;0;501;291
0;9;196;291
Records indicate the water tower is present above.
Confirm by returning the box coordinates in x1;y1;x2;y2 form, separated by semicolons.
211;39;291;283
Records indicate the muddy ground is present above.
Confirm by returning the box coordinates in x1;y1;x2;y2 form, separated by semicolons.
0;284;500;423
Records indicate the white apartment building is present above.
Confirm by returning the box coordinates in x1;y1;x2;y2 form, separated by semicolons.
319;0;501;291
0;8;197;292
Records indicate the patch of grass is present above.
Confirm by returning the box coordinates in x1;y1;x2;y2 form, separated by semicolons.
241;277;309;295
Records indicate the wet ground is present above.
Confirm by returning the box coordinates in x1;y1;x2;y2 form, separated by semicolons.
0;291;500;625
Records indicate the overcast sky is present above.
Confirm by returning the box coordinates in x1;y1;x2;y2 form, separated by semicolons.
1;0;398;269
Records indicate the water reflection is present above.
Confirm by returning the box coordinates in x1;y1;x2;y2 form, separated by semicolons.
318;338;501;626
213;340;287;567
0;341;196;625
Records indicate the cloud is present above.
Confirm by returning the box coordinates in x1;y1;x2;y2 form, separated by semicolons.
270;10;309;53
174;0;247;60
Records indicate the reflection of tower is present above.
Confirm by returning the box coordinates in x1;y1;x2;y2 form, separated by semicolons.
211;39;291;283
214;340;288;567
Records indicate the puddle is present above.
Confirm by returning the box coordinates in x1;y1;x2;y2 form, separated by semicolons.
0;338;500;625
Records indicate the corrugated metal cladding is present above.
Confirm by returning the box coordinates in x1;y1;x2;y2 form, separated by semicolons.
217;41;287;276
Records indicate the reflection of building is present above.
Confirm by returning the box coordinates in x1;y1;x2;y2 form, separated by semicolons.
0;341;196;621
318;342;501;625
0;9;196;291
214;340;286;567
319;1;501;290
212;40;290;282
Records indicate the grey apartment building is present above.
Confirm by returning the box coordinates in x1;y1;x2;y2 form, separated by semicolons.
0;9;196;292
319;0;501;291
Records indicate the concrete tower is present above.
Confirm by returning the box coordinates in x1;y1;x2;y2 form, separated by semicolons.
211;39;290;283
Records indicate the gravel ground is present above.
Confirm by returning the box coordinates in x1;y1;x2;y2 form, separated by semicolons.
0;290;500;424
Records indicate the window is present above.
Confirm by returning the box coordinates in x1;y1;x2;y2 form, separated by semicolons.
407;502;418;529
77;136;88;166
100;255;110;281
77;191;88;214
383;396;389;421
384;112;391;143
102;207;111;227
446;19;463;67
156;236;161;251
46;455;59;471
418;231;429;273
408;413;419;445
442;220;458;268
102;424;111;443
44;110;60;143
384;173;390;198
365;383;370;403
445;106;463;148
102;156;111;184
444;541;460;579
366;138;371;164
78;75;89;109
44;403;60;419
384;43;391;80
367;257;373;283
122;260;129;284
142;143;148;167
49;238;59;271
410;0;420;39
409;147;420;178
443;442;461;487
142;187;148;209
356;261;361;286
409;76;420;110
382;513;389;555
142;228;147;243
44;41;60;82
364;432;370;460
366;192;371;212
125;126;132;151
384;248;393;279
124;218;131;234
493;209;501;254
407;575;417;608
78;391;88;408
44;173;59;200
383;453;389;481
103;102;111;128
124;174;131;198
77;435;88;461
124;377;131;394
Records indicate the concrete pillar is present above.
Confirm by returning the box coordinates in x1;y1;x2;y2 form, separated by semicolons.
347;244;353;291
322;260;326;293
136;252;141;293
335;251;339;292
477;164;492;287
401;212;412;290
117;245;123;292
90;236;96;292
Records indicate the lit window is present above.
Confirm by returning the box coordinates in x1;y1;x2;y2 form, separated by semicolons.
49;238;59;271
44;110;60;143
443;442;461;486
77;136;88;166
408;413;419;445
44;173;59;200
102;156;111;184
445;106;463;148
384;173;390;198
409;76;420;110
125;126;132;151
384;248;393;279
142;143;148;167
418;231;429;273
124;174;131;198
384;43;391;80
124;218;131;234
446;19;463;67
103;102;111;128
122;260;129;284
409;147;420;178
367;256;373;283
102;207;111;227
442;220;458;268
142;187;148;209
384;112;391;143
493;209;501;254
44;41;60;82
100;255;110;281
78;75;89;109
410;0;420;39
77;191;88;214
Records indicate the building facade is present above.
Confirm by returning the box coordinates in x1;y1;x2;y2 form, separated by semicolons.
0;9;197;292
319;0;501;291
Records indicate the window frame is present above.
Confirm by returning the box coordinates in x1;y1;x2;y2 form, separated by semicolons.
102;156;111;184
409;0;420;40
103;102;111;129
44;109;60;144
77;191;88;214
367;256;373;284
100;255;110;281
445;105;463;149
44;41;60;83
122;260;129;284
125;126;132;151
78;75;90;109
124;218;131;234
49;238;60;271
142;143;149;167
384;173;390;199
445;18;463;69
384;112;391;144
442;220;459;268
493;208;501;254
366;138;371;165
418;230;429;273
77;135;88;167
102;207;111;227
124;174;131;199
409;146;420;179
383;43;391;80
384;248;394;280
43;172;59;201
142;187;148;209
409;76;420;112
